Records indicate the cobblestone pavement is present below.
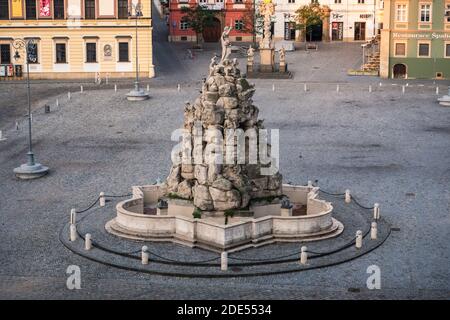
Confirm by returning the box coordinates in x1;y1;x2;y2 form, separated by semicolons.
0;79;449;299
0;5;449;299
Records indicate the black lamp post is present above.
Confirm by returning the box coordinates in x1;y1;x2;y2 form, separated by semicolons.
126;2;149;101
12;38;49;179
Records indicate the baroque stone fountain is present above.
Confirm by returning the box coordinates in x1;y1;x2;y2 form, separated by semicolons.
106;28;342;252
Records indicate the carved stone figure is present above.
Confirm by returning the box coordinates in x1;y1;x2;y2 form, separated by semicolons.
164;26;283;212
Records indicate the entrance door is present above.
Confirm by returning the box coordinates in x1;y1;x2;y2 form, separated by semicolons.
306;23;323;42
354;22;366;41
203;18;221;42
393;64;407;79
332;22;343;41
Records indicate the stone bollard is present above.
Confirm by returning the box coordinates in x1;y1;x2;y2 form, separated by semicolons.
114;84;117;92
345;189;351;204
85;233;92;250
373;203;380;220
141;246;149;265
300;246;308;265
221;252;228;271
304;83;307;92
70;224;77;242
0;130;6;141
336;84;340;93
56;99;59;107
379;82;382;87
402;85;405;94
70;208;76;225
15;121;19;130
147;84;150;92
68;92;71;100
80;85;83;93
307;180;313;188
371;222;378;240
99;192;105;207
369;85;372;93
177;84;181;92
436;86;439;95
355;230;363;249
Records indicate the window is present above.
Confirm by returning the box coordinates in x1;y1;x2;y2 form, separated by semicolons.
288;0;295;3
418;42;430;57
199;0;207;3
234;0;243;3
396;4;407;22
180;20;189;30
85;0;95;19
379;0;384;9
118;0;128;19
118;42;129;62
445;4;450;23
234;20;244;31
26;0;37;19
86;43;97;62
0;0;8;19
334;0;341;3
53;0;64;19
0;44;10;64
358;0;365;3
394;42;406;56
419;3;431;22
446;43;450;57
56;43;66;63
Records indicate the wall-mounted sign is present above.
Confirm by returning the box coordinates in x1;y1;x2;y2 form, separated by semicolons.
332;13;343;20
39;0;52;18
11;0;24;19
360;14;373;19
393;32;450;39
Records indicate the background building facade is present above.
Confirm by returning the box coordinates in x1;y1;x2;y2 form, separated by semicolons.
168;0;254;42
0;0;154;79
380;0;450;79
274;0;380;42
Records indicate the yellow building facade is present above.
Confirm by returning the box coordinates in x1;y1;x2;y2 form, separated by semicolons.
0;0;154;79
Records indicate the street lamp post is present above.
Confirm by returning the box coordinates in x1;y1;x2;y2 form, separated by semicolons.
12;38;49;179
126;2;149;101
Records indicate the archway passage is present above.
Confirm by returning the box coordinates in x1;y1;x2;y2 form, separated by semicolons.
393;64;407;79
306;22;323;42
203;18;221;42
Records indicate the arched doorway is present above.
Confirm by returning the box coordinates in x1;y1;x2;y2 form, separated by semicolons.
393;64;407;79
203;18;221;42
306;22;323;42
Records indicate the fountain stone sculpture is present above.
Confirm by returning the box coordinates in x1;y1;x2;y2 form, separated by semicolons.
105;27;343;252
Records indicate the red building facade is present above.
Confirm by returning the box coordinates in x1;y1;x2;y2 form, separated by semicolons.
168;0;254;43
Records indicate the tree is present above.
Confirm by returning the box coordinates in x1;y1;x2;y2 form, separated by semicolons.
181;5;222;48
295;2;327;43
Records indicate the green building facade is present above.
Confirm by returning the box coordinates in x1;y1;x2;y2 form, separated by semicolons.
380;0;450;79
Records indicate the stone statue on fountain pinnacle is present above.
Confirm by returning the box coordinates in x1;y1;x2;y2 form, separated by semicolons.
162;26;283;212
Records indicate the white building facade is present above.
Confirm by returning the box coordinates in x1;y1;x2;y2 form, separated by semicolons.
272;0;383;42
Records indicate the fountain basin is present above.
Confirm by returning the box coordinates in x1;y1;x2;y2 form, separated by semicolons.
106;184;343;252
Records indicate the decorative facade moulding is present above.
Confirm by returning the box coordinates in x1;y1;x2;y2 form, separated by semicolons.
82;36;100;39
115;35;133;39
52;36;70;40
24;37;42;40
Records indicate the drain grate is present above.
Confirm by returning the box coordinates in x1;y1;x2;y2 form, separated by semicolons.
348;288;360;293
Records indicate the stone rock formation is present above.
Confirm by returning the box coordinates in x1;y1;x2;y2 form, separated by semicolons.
163;28;282;212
